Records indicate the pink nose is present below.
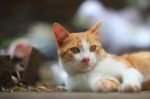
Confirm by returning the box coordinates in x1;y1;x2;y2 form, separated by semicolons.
82;57;90;64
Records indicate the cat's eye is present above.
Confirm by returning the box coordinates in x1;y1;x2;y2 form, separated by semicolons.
90;45;97;52
70;47;80;53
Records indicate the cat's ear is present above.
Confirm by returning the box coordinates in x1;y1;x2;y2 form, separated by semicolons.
88;21;102;35
52;23;69;48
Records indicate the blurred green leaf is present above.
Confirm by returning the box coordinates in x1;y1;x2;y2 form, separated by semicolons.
127;0;137;5
10;86;26;92
0;36;19;48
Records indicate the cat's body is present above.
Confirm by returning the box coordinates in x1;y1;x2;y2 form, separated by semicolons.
52;22;150;92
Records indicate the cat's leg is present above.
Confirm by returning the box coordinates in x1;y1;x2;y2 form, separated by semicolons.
95;77;120;92
118;68;143;92
89;75;120;92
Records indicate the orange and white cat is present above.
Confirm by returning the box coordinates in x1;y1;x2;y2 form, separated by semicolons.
52;22;150;92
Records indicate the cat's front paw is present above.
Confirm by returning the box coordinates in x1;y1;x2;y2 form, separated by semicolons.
96;79;120;92
118;83;141;92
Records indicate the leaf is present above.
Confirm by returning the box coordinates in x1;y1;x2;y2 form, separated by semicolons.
10;86;26;92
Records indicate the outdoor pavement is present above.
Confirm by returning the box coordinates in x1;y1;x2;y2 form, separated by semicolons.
0;92;150;99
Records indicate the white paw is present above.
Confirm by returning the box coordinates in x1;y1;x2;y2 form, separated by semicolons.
118;83;141;92
96;79;120;92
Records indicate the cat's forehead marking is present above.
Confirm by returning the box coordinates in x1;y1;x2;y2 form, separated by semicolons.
80;35;90;52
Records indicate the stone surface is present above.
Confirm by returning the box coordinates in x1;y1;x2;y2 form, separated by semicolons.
0;92;150;99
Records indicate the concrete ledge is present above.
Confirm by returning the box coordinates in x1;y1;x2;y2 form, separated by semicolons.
0;92;150;99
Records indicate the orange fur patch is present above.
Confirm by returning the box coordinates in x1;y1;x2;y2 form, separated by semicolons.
121;52;150;75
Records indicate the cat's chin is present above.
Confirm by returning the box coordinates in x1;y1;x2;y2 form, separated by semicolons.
78;65;93;72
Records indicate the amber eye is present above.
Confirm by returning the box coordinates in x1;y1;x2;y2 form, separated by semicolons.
70;47;80;53
90;45;97;52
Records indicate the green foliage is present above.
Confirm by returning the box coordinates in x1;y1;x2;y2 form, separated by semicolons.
0;36;18;48
127;0;138;6
10;86;26;92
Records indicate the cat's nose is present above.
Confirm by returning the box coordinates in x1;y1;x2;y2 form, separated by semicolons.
82;57;90;64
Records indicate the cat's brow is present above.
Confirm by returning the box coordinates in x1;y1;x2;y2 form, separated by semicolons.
81;38;90;52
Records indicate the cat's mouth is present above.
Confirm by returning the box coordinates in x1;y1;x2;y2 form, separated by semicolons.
78;64;93;72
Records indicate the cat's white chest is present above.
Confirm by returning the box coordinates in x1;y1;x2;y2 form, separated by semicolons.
94;57;127;78
66;73;93;91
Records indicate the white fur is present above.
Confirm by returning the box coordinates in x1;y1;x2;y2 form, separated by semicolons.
95;56;143;92
58;38;144;92
50;63;68;85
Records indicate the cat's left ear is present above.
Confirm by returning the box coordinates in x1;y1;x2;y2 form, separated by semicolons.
52;23;69;48
88;21;102;35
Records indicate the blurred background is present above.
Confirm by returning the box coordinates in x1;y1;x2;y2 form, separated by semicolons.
0;0;150;87
1;0;150;55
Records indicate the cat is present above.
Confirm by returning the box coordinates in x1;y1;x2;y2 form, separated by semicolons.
52;21;150;92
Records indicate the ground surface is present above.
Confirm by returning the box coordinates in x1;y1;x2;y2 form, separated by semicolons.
0;92;150;99
0;82;150;99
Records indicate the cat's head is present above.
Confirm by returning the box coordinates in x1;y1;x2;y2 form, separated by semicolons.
52;22;106;73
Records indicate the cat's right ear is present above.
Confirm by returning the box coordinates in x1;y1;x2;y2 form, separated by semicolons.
88;21;102;35
52;23;69;48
